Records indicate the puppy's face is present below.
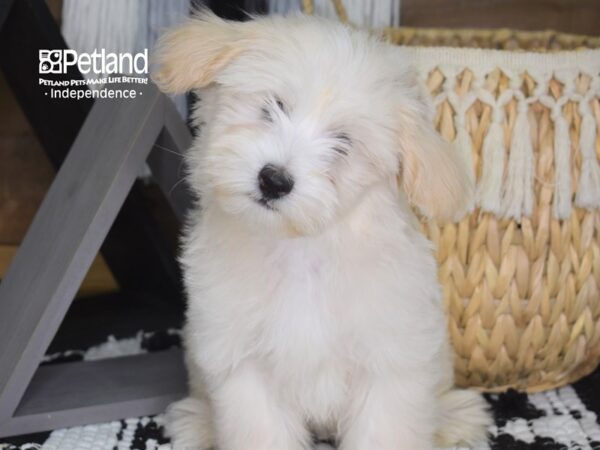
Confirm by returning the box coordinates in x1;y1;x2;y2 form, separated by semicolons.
154;13;473;236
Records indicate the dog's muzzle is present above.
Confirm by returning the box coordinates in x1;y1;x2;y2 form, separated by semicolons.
258;164;294;201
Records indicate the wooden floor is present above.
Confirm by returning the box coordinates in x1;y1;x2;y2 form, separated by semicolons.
0;245;118;298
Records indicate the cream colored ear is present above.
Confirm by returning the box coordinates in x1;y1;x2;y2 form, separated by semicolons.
397;102;474;223
152;12;251;93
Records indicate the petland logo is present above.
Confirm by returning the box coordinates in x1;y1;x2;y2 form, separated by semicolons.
39;49;148;75
39;49;149;100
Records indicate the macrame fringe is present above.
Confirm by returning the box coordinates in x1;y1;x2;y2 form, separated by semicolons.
575;101;600;209
454;124;476;211
502;104;534;220
62;0;146;60
62;0;189;115
478;119;505;214
455;125;475;181
63;0;189;65
270;0;303;14
552;110;572;219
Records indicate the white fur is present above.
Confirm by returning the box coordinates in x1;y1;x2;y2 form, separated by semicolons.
154;12;490;450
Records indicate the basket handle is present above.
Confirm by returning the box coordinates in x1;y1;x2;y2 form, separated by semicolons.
302;0;349;23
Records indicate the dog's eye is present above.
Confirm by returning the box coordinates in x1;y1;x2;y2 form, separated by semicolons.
261;105;272;122
332;132;351;156
261;96;286;122
275;97;285;112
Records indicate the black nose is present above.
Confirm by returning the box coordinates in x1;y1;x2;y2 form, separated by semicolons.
258;164;294;200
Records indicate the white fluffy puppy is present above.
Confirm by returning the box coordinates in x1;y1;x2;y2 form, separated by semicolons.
153;11;491;450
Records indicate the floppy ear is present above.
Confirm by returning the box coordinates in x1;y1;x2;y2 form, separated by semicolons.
397;97;474;223
152;12;252;93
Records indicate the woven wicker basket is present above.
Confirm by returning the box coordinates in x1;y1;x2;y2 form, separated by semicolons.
306;0;600;393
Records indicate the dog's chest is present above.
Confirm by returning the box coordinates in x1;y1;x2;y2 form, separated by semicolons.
259;243;338;353
255;244;350;415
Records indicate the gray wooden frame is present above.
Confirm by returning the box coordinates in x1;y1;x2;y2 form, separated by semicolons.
0;82;193;437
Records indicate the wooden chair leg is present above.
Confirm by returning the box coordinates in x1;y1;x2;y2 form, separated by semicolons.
0;82;190;437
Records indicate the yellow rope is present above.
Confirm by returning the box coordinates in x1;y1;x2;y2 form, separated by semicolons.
331;0;349;23
302;0;314;15
302;0;349;23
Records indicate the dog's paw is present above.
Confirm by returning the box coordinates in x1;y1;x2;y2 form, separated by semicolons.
436;389;492;448
165;396;214;450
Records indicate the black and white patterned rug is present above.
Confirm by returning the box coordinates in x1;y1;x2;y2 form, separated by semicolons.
1;329;600;450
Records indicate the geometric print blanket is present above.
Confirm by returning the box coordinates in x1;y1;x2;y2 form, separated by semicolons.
1;330;599;450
